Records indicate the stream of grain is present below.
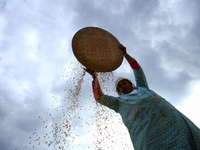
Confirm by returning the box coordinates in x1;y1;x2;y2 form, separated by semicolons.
25;61;132;150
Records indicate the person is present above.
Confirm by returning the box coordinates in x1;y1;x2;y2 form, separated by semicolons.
85;44;200;150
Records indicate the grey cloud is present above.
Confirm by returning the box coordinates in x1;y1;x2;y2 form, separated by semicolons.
1;0;200;149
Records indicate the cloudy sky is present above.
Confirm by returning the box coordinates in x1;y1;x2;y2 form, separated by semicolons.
1;0;200;149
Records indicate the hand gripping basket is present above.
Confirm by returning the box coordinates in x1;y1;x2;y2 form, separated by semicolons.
72;27;123;72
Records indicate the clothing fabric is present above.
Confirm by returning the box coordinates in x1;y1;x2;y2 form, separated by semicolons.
93;60;200;150
127;89;137;95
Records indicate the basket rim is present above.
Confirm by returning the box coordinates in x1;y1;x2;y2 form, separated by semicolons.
71;27;123;72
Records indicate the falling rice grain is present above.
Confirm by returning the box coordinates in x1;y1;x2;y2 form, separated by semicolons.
25;60;130;150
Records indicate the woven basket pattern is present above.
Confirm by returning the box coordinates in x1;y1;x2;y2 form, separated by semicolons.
72;27;123;72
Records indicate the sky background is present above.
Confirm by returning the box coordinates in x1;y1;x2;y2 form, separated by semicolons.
0;0;200;150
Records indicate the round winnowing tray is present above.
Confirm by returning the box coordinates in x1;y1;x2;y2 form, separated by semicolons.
72;27;123;72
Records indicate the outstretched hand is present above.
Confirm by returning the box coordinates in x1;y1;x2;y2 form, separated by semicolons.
118;44;135;62
118;44;127;55
84;68;97;80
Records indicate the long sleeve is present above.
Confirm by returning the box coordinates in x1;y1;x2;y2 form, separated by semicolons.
92;82;102;100
129;60;149;89
92;82;119;113
98;93;119;113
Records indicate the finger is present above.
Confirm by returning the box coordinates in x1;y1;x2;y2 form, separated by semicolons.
85;68;95;76
118;44;126;50
118;44;123;49
84;68;91;74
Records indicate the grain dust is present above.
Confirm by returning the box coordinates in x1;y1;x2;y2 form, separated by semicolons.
25;60;131;150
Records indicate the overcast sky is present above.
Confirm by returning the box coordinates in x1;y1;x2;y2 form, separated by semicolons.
1;0;200;150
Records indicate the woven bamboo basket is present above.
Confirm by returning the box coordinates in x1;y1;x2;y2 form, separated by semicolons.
72;27;123;72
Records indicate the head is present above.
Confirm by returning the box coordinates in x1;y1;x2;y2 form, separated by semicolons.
115;77;135;95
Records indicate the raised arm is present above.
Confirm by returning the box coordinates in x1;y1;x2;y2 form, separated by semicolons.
119;44;135;63
119;44;149;89
85;68;119;113
85;68;102;100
